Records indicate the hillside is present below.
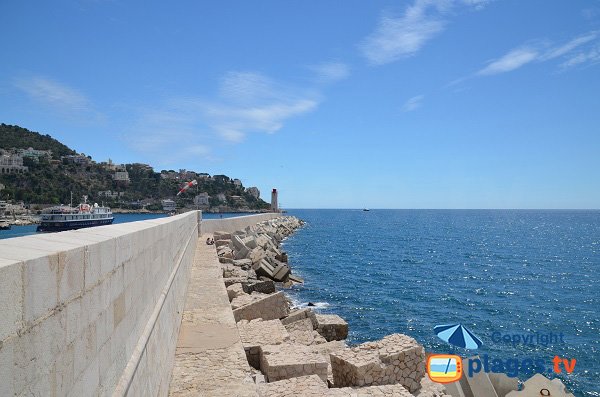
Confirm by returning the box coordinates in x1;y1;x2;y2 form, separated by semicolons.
0;123;76;158
0;124;270;211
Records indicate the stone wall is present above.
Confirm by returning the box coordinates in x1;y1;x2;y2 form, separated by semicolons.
200;213;281;235
0;212;198;397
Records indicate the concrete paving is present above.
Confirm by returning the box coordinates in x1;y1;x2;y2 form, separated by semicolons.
169;234;258;396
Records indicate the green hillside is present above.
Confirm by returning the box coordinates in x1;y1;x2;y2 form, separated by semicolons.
0;124;270;211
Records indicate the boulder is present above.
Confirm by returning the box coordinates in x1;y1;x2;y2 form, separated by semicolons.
281;308;317;327
248;247;266;265
285;318;326;346
230;292;270;310
243;279;276;295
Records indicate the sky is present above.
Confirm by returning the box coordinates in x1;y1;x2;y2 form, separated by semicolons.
1;0;599;209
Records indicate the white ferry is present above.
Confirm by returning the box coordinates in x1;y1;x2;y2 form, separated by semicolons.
37;198;114;232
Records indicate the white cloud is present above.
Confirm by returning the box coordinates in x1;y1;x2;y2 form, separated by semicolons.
476;32;599;76
540;32;598;61
310;62;350;83
14;76;90;111
360;1;446;65
125;71;319;163
477;47;539;75
359;0;492;66
402;95;425;112
560;46;600;69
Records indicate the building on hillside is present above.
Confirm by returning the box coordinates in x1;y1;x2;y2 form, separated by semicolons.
161;199;176;212
197;173;210;180
247;187;260;199
193;192;210;206
98;190;124;199
19;147;52;162
0;153;28;174
62;154;90;165
100;159;117;171
215;193;226;203
233;178;242;187
0;183;4;191
113;165;130;183
160;170;178;180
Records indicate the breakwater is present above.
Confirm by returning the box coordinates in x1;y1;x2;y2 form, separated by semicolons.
194;214;579;397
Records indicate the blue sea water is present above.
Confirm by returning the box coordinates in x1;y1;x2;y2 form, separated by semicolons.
0;211;245;240
282;209;600;396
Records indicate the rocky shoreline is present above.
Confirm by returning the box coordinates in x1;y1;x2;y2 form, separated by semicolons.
209;216;575;397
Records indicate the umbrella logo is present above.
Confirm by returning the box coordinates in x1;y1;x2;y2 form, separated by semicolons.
434;324;483;350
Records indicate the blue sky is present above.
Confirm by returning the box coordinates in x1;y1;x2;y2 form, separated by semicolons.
1;0;599;209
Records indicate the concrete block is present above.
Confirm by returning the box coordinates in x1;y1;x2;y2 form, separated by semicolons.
56;246;85;304
260;343;329;383
85;238;116;288
330;334;425;392
489;372;519;397
0;260;23;341
232;291;290;322
226;283;247;302
506;374;575;397
281;308;317;327
258;374;327;396
285;318;325;346
315;314;348;341
237;319;290;369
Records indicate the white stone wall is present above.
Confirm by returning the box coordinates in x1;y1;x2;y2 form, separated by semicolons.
0;212;198;397
200;213;281;235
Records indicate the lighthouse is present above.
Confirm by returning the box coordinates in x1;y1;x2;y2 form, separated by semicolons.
271;189;278;212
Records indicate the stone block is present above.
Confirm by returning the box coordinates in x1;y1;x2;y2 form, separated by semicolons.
281;308;317;327
285;318;325;346
243;236;258;249
237;319;289;369
215;239;231;248
23;255;58;323
226;283;247;302
258;374;328;397
233;259;253;268
248;248;266;265
233;291;290;322
330;333;425;392
0;260;23;341
315;314;348;341
260;344;329;383
213;231;232;240
243;279;276;295
506;374;575;397
230;292;269;310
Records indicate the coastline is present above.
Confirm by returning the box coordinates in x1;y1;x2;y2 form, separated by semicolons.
202;215;578;396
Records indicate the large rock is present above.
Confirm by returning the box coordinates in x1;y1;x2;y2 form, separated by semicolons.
315;314;348;341
248;247;266;265
215;239;231;248
506;374;575;397
260;344;329;383
244;279;276;295
237;319;290;369
330;334;425;393
253;258;290;282
232;291;290;322
213;231;232;240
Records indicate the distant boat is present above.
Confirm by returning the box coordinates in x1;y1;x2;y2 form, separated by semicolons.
37;199;113;232
363;208;370;212
0;221;10;230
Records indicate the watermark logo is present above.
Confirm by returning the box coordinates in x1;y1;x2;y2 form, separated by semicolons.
434;323;482;350
427;355;463;383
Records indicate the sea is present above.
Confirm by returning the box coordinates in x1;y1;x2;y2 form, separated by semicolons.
0;212;243;240
282;209;599;396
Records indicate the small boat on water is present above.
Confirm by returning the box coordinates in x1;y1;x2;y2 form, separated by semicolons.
37;198;114;232
0;221;10;230
363;208;370;211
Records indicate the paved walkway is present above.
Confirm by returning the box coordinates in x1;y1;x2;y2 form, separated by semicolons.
169;234;258;397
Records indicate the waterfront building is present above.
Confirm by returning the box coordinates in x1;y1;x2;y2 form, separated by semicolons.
161;199;176;212
98;190;125;199
194;192;210;206
247;187;260;199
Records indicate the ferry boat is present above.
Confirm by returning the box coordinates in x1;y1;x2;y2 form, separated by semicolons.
37;198;114;232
